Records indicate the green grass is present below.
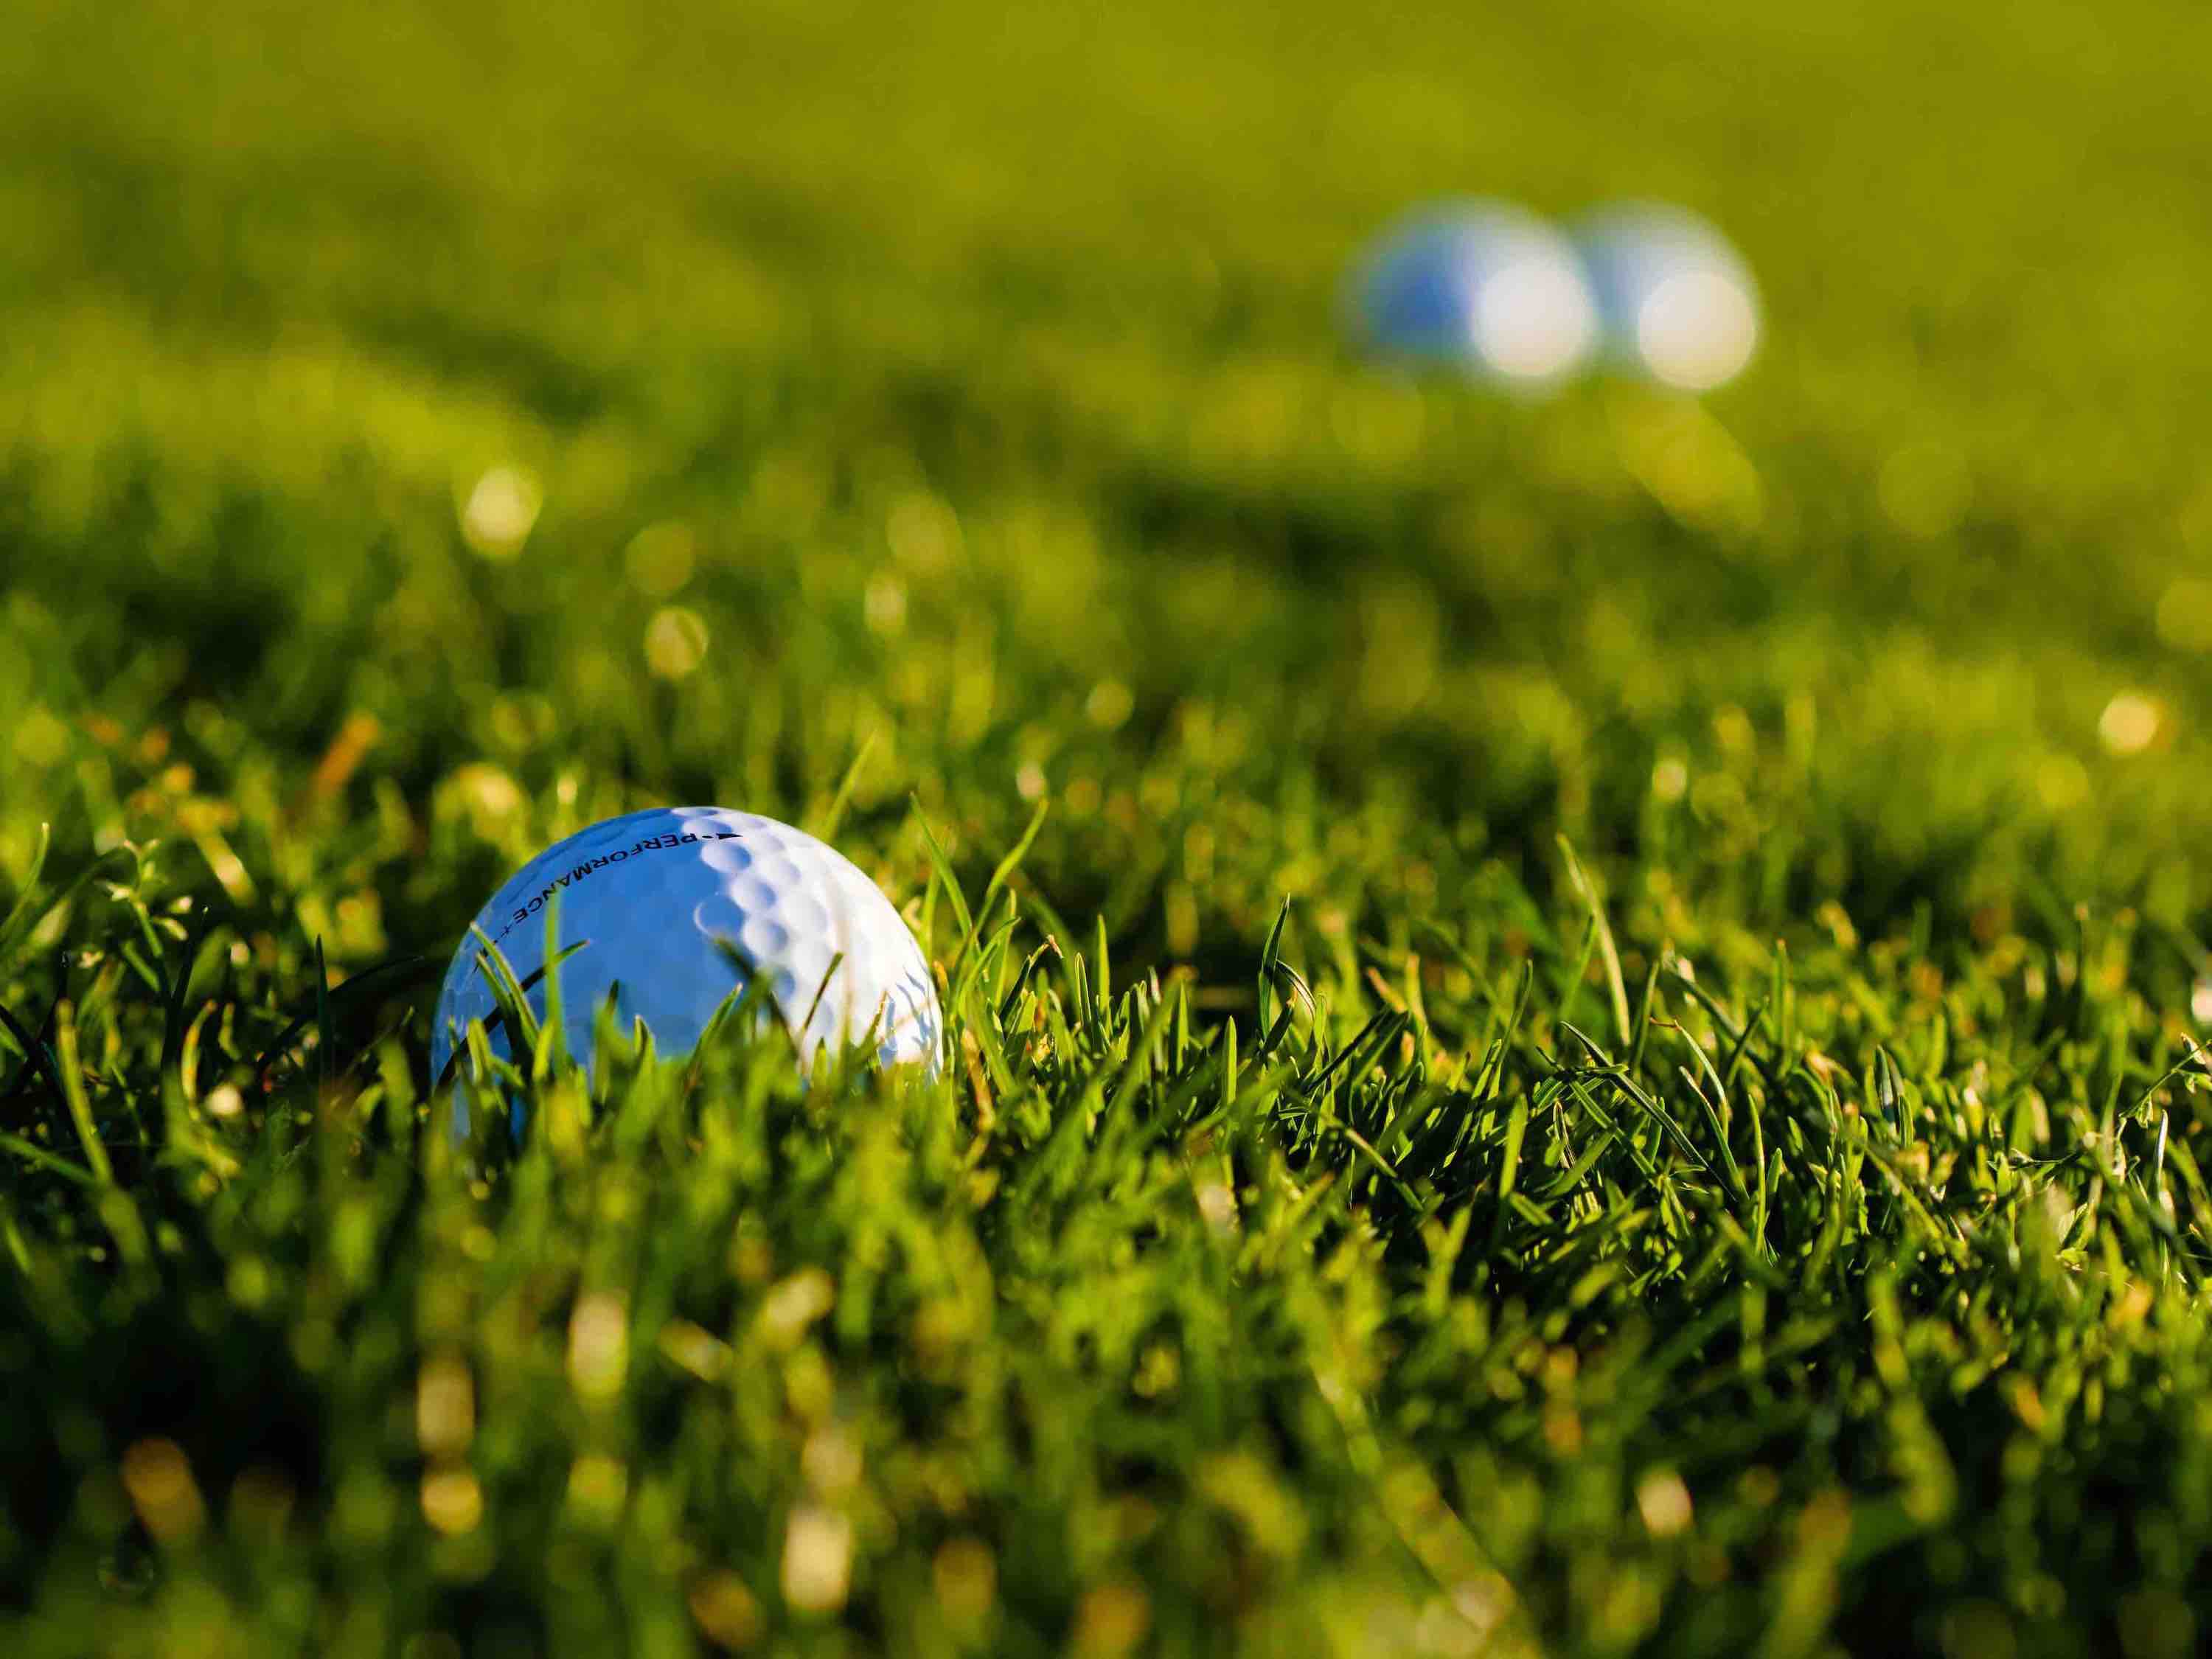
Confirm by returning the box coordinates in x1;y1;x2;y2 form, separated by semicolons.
7;1;2212;1653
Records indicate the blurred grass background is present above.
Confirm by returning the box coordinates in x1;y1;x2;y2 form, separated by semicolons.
7;0;2212;942
6;1;2212;1655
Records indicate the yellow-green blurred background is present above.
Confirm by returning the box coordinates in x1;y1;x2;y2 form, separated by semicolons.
7;0;2211;956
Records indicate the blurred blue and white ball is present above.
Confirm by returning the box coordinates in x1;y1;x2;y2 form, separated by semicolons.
1572;204;1761;392
1350;201;1599;387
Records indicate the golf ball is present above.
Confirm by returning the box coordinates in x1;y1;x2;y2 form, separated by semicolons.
1350;200;1599;386
1571;204;1761;392
431;807;942;1098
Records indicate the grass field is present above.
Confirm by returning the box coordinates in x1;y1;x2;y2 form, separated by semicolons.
7;1;2212;1654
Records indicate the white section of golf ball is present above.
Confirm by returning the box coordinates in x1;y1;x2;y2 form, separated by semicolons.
1352;201;1599;386
430;807;942;1095
1572;204;1761;392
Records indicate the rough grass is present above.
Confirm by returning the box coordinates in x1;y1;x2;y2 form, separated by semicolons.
7;1;2212;1655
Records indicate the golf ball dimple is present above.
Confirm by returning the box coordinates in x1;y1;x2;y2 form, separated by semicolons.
1571;204;1761;392
1350;201;1599;387
430;807;942;1107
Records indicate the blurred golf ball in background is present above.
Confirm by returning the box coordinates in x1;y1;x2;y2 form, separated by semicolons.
1351;201;1600;386
1572;204;1761;391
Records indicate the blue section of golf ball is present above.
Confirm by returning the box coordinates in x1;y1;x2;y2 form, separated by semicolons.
431;807;942;1119
1350;201;1598;384
1571;204;1761;389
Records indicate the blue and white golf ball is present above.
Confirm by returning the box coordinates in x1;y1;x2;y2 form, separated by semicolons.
431;807;942;1095
1572;204;1761;391
1350;201;1599;386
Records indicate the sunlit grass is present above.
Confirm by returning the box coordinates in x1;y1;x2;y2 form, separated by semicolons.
7;0;2212;1653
